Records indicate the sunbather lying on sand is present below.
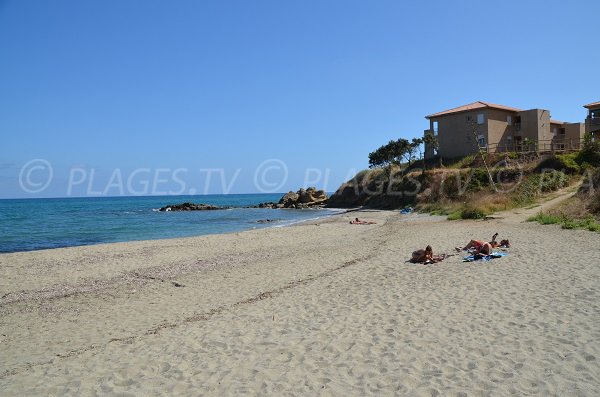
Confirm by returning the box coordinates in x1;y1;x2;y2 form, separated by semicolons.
350;218;377;225
489;233;510;248
455;239;492;255
411;245;447;264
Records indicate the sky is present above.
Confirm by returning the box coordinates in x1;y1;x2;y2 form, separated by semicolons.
1;0;598;198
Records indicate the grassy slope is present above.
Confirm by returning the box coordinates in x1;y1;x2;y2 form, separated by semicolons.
328;149;600;228
527;167;600;233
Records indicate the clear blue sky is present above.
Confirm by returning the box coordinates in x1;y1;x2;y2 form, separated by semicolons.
1;0;598;198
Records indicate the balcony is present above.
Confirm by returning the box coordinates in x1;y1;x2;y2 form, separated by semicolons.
587;117;600;126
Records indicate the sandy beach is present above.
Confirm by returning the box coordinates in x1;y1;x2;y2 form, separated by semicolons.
1;207;599;396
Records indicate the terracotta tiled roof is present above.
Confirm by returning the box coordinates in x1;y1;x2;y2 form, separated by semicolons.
426;101;522;118
550;119;564;124
584;101;600;109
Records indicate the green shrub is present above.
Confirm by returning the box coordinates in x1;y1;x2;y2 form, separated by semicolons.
492;167;523;183
527;212;562;224
528;212;600;233
511;171;569;207
440;173;462;199
448;154;477;169
538;170;569;192
460;206;486;219
469;168;490;191
447;211;462;220
575;148;600;168
536;155;580;174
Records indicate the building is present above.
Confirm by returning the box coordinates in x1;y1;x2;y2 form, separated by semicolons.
423;101;585;159
584;101;600;137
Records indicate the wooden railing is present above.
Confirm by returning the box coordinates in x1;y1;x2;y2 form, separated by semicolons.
484;138;585;154
587;117;600;126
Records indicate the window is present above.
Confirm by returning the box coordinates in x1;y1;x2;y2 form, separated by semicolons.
478;135;486;147
560;128;566;135
514;116;521;131
552;127;557;135
466;115;473;122
507;115;512;125
433;121;439;135
477;113;484;125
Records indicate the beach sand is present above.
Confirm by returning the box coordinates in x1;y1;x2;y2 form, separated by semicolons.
1;208;599;396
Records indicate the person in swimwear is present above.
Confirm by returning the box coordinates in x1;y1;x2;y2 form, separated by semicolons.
350;217;377;225
411;245;434;263
411;245;446;264
455;239;492;255
489;233;510;248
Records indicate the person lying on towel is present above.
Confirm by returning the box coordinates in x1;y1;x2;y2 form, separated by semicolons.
411;245;446;264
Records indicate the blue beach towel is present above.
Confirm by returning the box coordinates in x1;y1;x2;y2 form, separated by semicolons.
463;252;508;262
400;207;413;214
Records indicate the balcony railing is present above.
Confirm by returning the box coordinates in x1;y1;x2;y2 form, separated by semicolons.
587;117;600;126
485;138;585;154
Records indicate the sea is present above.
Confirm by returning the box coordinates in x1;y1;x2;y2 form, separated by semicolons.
0;194;343;253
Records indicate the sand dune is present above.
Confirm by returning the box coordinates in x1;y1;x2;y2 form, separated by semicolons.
1;209;599;395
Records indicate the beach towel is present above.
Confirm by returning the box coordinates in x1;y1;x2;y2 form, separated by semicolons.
462;252;508;262
411;253;453;265
400;207;413;214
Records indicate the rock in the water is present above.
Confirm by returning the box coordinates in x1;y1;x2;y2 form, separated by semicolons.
158;202;224;212
248;202;279;209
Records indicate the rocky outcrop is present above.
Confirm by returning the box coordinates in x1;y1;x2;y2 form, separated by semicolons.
278;187;328;209
160;188;328;212
326;183;367;208
247;202;280;209
325;170;421;209
251;187;329;209
159;202;225;212
278;191;300;207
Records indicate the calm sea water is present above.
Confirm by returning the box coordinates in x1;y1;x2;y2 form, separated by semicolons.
0;194;341;253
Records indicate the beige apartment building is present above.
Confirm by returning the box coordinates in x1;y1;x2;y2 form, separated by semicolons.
423;101;585;160
584;101;600;137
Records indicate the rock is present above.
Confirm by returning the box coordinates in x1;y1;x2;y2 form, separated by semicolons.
278;191;300;207
277;187;328;208
298;187;328;205
158;202;225;212
247;202;278;209
326;183;367;208
256;219;281;223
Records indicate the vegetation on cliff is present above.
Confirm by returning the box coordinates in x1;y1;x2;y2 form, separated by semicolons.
527;166;600;232
328;134;600;223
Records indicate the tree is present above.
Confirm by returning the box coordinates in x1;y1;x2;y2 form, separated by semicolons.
368;139;406;169
423;130;440;167
409;138;423;164
583;132;599;153
423;130;438;154
369;138;425;169
522;137;535;152
368;140;395;169
393;138;410;166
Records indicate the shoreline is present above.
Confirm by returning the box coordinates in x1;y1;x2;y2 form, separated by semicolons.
0;205;349;255
1;208;599;395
